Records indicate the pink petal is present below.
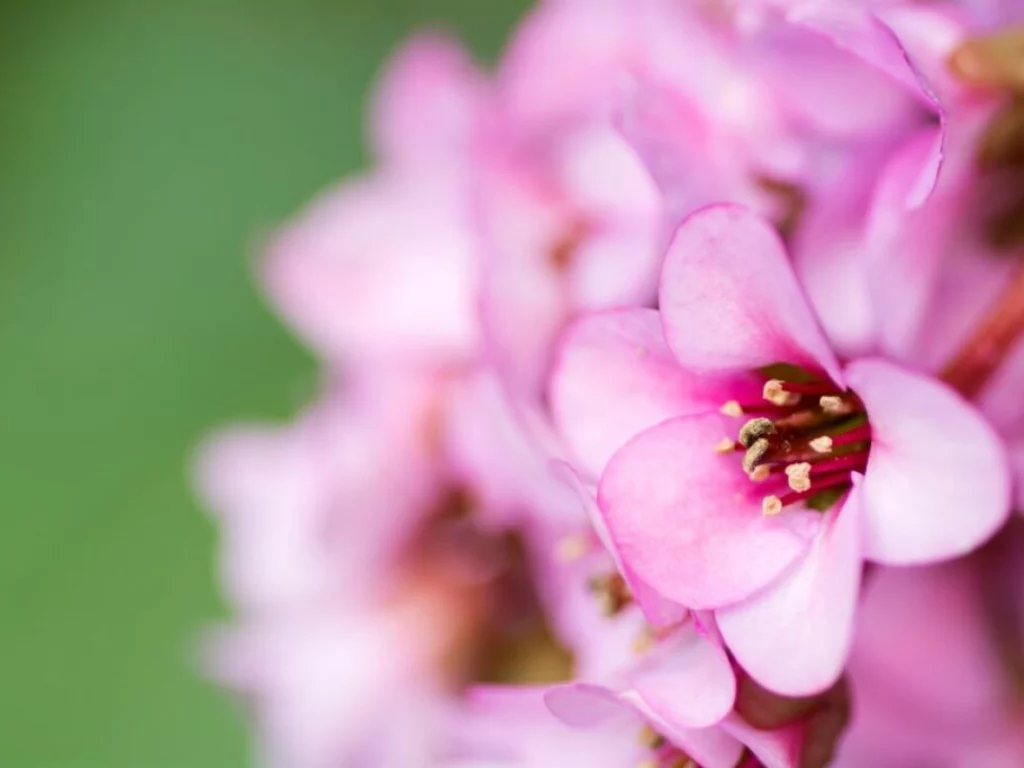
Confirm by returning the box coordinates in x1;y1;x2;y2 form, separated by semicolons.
599;413;819;609
544;682;640;729
624;691;745;768
720;714;801;768
262;172;479;364
660;204;843;383
846;358;1011;564
630;627;737;729
553;461;689;629
718;481;863;697
550;308;760;478
370;33;488;167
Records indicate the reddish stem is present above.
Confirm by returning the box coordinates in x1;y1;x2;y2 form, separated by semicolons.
942;262;1024;399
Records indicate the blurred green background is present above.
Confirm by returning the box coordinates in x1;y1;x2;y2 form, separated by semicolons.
0;1;527;765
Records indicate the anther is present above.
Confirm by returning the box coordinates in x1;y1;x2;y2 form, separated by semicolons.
748;464;770;482
738;417;775;447
762;495;783;516
742;438;771;474
715;437;736;454
721;400;744;418
763;379;801;407
809;435;833;454
785;462;812;493
638;725;665;750
556;533;590;562
819;395;850;415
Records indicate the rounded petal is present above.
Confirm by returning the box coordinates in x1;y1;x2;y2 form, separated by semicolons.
599;413;819;609
660;204;842;383
550;307;760;478
263;173;478;363
370;33;488;167
847;358;1011;564
630;627;736;729
718;482;863;697
552;461;689;629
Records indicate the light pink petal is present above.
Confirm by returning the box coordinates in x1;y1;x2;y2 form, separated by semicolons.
463;685;644;766
660;204;842;383
553;462;689;629
544;682;640;729
718;481;863;697
497;0;630;132
615;77;769;229
720;714;801;768
445;369;581;532
630;627;737;729
550;308;760;478
863;127;952;361
599;413;819;609
624;691;745;768
263;172;478;364
749;12;920;140
370;33;488;167
477;152;572;401
847;358;1011;564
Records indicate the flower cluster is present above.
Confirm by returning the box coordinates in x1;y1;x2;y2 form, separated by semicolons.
196;2;1024;766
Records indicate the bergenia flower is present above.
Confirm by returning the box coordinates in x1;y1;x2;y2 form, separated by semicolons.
551;203;1011;695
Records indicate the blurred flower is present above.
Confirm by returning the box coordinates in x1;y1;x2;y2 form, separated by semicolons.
196;1;1024;766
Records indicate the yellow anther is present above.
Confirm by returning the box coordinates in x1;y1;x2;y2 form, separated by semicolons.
762;495;783;516
721;400;744;418
785;462;812;493
809;435;833;454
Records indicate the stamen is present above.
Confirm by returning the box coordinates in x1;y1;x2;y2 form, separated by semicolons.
638;725;665;750
588;573;632;616
721;400;744;418
556;533;590;562
633;627;656;655
819;395;851;415
738;417;775;447
762;495;783;516
742;438;771;474
748;464;770;482
785;462;812;493
763;379;800;407
809;435;833;454
715;437;737;454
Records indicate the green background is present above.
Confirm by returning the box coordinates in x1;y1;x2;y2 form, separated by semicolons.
0;1;527;765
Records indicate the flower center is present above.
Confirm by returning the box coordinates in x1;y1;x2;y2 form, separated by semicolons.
719;371;871;516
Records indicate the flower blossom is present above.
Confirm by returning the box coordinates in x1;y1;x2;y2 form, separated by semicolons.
551;203;1011;695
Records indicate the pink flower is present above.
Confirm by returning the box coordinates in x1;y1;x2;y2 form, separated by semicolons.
550;203;1010;695
196;367;573;767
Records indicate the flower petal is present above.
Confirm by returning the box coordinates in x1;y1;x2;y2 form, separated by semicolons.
846;358;1011;564
262;172;478;363
718;481;863;697
630;626;737;729
599;413;819;609
370;33;488;168
660;204;843;383
550;307;760;478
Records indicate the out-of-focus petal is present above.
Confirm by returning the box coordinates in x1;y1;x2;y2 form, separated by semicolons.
370;32;488;167
599;413;819;609
660;204;843;383
847;357;1011;564
263;173;479;364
